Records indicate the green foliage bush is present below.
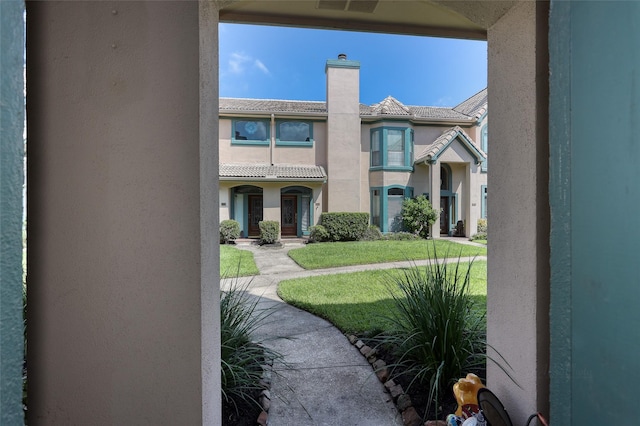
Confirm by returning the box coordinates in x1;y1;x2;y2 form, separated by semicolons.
379;249;488;416
401;195;439;239
360;225;383;241
258;221;279;245
477;218;488;233
309;225;329;243
221;278;279;421
320;212;369;242
470;232;487;242
383;231;420;241
220;220;241;244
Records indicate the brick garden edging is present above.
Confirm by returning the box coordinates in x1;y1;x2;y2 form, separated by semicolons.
346;334;447;426
256;358;273;426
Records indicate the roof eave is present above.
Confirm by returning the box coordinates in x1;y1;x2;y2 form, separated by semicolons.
219;176;327;182
220;111;328;118
411;117;476;125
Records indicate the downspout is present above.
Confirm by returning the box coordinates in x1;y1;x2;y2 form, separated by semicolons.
270;114;275;166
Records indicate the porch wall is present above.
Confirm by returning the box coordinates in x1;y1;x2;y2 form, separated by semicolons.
487;1;549;422
26;1;218;423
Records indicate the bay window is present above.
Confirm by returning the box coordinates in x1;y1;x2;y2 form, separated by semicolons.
370;126;413;170
370;186;414;233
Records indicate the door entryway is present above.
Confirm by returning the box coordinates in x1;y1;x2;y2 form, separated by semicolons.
440;196;450;235
248;195;263;237
281;195;297;237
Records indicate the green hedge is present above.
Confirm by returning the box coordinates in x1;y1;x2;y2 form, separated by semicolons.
220;219;241;244
309;225;329;243
259;221;279;245
320;212;369;242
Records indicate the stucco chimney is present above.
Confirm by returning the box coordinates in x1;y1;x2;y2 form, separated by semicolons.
325;54;361;212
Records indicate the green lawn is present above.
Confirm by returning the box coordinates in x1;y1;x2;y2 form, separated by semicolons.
278;261;487;335
287;239;486;269
220;245;259;278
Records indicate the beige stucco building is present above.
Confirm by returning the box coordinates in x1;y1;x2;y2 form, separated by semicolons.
219;55;488;238
8;1;636;424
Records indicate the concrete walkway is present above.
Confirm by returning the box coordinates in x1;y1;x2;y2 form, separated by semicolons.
221;238;486;426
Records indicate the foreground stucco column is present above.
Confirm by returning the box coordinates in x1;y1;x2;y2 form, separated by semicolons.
27;1;220;423
487;1;549;422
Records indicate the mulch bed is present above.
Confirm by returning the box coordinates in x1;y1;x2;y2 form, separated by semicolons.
222;392;262;426
363;337;486;423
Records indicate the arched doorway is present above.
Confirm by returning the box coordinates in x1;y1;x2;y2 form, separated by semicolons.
231;185;263;237
281;186;313;237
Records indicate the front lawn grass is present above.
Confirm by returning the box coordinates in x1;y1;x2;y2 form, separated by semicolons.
278;261;487;335
288;239;486;269
220;245;259;278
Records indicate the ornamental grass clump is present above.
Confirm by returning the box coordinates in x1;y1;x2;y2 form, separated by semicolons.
380;249;488;418
221;278;280;423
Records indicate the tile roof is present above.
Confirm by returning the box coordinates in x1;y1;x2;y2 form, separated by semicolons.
414;126;486;164
369;96;411;116
219;163;327;181
220;88;487;122
219;98;326;114
453;88;488;119
407;106;472;120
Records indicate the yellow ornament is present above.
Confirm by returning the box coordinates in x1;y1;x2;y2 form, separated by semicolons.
453;373;485;418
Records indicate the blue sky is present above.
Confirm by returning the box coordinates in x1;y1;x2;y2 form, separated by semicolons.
219;23;487;107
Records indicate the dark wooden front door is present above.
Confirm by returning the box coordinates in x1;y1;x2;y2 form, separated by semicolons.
440;196;449;235
248;195;263;237
281;195;297;237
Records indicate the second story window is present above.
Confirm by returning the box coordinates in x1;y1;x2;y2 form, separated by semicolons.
276;120;313;147
370;127;413;171
387;129;405;166
481;124;488;172
371;130;382;166
232;119;270;145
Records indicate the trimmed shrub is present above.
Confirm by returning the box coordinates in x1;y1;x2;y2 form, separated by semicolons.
383;231;420;241
258;221;279;245
470;232;487;242
360;225;383;241
477;218;488;233
309;225;329;243
220;220;241;244
401;195;439;239
320;212;369;242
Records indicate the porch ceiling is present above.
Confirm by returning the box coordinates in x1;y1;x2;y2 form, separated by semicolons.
217;1;516;40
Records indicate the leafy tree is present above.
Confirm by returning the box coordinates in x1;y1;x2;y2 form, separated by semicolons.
401;195;439;238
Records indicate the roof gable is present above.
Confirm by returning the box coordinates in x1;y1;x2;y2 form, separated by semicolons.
370;96;411;116
414;126;486;165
